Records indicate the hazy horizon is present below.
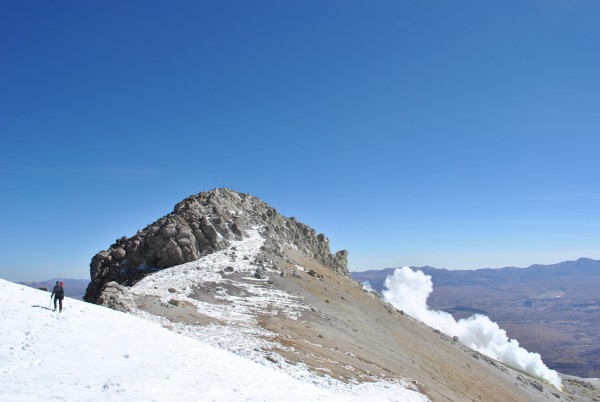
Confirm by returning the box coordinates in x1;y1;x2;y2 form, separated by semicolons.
10;256;600;283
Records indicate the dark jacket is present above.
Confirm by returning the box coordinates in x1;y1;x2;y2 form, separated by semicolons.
51;284;64;300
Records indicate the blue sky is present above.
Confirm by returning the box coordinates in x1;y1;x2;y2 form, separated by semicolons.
1;1;599;281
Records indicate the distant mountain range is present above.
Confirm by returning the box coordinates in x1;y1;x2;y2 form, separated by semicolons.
351;258;600;378
19;278;89;300
352;257;600;291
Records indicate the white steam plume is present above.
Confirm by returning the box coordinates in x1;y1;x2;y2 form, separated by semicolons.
361;281;375;292
383;267;562;389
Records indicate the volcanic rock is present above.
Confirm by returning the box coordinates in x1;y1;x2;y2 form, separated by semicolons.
84;188;348;303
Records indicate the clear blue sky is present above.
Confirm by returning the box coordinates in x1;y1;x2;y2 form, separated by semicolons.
1;1;599;281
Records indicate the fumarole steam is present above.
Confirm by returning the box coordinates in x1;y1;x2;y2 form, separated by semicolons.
382;267;562;389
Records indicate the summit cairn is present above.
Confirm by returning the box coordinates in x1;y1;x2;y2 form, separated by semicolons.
84;188;348;303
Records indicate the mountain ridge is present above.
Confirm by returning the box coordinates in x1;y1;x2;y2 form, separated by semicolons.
84;188;348;303
79;188;599;400
353;257;600;288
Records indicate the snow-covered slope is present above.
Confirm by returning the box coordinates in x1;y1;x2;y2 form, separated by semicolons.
0;279;427;402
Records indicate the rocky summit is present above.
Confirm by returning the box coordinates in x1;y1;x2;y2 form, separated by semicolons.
84;188;348;303
83;188;600;402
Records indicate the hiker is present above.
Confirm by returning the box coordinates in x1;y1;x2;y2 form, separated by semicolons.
51;281;65;312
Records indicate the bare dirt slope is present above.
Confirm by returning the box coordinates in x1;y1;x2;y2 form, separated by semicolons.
261;247;591;402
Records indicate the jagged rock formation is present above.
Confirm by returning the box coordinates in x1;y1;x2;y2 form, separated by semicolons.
84;188;348;303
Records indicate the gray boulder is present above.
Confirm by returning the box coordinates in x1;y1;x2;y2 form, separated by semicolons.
111;247;126;261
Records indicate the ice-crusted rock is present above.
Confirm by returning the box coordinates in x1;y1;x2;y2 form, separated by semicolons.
84;188;348;303
96;281;133;312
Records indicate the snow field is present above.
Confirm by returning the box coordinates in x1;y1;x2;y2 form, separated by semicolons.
0;279;427;401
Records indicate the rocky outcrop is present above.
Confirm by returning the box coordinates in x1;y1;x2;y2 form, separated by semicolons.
96;281;133;312
84;188;348;303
